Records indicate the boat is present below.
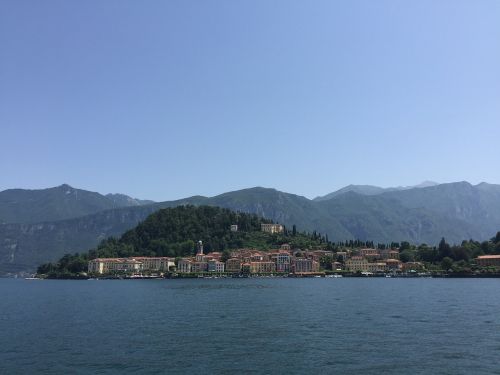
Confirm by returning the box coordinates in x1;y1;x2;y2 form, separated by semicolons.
25;277;41;280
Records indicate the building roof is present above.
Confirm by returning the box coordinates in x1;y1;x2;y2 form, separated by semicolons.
477;255;500;259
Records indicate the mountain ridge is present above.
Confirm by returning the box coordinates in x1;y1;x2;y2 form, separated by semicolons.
314;181;440;201
1;181;500;275
0;184;155;224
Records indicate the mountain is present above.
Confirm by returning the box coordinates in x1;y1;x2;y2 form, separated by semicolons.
0;184;154;224
1;181;500;276
314;181;439;201
105;193;154;207
314;185;394;201
383;182;500;240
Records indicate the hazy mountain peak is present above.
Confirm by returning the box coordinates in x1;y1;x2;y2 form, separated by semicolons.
412;181;439;188
105;193;154;207
314;181;442;201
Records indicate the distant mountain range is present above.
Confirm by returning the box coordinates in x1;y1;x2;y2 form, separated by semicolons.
0;184;153;224
313;181;439;201
1;181;500;275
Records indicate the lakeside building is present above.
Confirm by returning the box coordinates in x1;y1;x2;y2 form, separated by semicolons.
261;223;284;234
275;251;291;272
367;262;387;273
226;258;242;272
345;256;402;273
192;262;208;273
476;255;500;267
345;256;369;272
249;261;276;273
385;259;402;271
177;259;193;273
292;258;319;273
88;257;175;275
208;259;225;272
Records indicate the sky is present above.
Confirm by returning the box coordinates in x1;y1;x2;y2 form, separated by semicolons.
1;0;499;201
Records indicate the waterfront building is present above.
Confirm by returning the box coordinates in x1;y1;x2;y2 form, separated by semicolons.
225;258;242;272
177;259;193;273
261;223;284;234
345;256;369;272
476;255;500;267
88;257;174;275
275;252;291;272
208;259;225;272
250;261;276;273
133;257;175;272
191;262;208;273
367;262;387;273
385;259;402;271
292;258;319;273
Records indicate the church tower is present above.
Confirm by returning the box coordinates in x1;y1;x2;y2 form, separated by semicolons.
196;240;204;261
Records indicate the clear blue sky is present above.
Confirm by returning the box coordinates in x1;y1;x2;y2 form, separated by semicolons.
1;0;499;201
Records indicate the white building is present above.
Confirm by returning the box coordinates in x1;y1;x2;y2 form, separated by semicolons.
261;224;284;234
88;257;174;275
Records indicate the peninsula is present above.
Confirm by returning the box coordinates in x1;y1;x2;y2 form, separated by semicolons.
36;206;500;279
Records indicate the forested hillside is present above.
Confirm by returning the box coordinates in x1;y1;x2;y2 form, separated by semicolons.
38;205;333;277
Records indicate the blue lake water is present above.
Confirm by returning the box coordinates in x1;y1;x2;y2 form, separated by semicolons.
1;278;500;374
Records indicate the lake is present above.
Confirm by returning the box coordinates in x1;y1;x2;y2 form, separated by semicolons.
1;278;499;374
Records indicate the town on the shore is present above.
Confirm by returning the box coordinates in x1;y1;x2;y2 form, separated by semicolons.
87;223;500;278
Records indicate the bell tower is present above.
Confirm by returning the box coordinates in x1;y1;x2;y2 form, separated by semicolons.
196;240;204;261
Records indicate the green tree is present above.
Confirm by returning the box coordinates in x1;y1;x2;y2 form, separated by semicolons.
441;257;453;271
438;238;451;260
399;250;414;263
400;241;411;251
319;255;333;270
493;231;500;244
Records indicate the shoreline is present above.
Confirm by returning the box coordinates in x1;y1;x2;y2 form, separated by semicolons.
27;271;500;280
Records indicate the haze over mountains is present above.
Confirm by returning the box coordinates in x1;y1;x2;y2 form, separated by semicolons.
313;181;439;201
0;184;153;224
1;181;500;275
